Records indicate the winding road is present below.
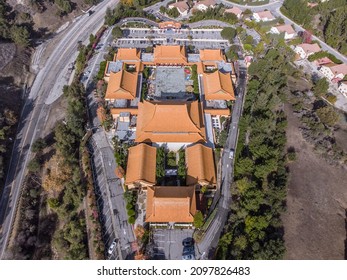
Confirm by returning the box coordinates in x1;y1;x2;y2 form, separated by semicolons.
0;0;120;259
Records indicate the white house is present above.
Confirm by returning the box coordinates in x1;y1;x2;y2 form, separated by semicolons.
319;63;347;81
193;0;216;11
253;11;275;22
294;43;321;59
224;7;243;19
168;1;190;16
338;81;347;97
270;24;296;40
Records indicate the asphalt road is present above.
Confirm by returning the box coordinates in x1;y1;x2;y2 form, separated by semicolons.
196;60;248;258
81;30;136;260
0;0;120;259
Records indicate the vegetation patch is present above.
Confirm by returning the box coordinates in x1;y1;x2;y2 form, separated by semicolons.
217;48;294;260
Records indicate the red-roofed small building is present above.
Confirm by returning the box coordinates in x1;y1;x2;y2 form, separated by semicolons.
253;10;275;22
312;57;333;67
319;63;347;81
294;43;321;59
168;1;190;16
224;7;243;19
270;24;296;40
193;0;216;11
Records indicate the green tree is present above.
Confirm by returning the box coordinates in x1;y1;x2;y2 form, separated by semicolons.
159;6;166;14
55;0;72;14
316;106;339;127
104;7;115;26
32;138;47;153
193;211;204;228
28;158;41;173
10;25;30;47
168;7;179;18
112;26;123;39
84;0;100;4
221;27;237;43
128;216;135;224
313;78;329;96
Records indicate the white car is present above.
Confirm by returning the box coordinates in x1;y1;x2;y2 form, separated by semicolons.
229;150;234;159
108;239;117;255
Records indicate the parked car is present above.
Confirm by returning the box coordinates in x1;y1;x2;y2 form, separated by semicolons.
183;246;194;255
182;254;195;260
182;237;194;247
108;239;117;255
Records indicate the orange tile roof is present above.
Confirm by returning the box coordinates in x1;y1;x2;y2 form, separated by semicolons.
186;144;216;186
204;108;230;116
203;70;235;101
136;100;206;143
105;70;138;100
146;186;196;223
200;49;225;61
125;144;157;186
116;48;141;61
153;45;187;64
159;21;182;29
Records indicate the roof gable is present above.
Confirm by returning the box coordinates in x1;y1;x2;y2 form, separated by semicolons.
199;49;225;61
275;24;295;34
146;186;196;223
125;144;157;186
153;45;187;64
116;48;141;61
136;100;206;143
203;70;235;100
255;10;274;19
105;70;138;100
298;43;321;54
186;144;216;185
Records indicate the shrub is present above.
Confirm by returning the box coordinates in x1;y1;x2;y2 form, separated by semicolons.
193;211;204;229
326;94;337;104
32;138;47;153
128;216;136;224
28;158;41;173
287;147;297;162
48;198;60;209
127;209;135;217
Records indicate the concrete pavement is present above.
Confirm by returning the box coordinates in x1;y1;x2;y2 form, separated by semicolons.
0;0;120;259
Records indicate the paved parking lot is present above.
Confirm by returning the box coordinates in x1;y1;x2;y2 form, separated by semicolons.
89;132;136;260
150;229;196;260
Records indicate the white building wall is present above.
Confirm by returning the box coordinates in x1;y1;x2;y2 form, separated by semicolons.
284;32;295;40
338;83;347;97
294;46;306;59
319;66;335;80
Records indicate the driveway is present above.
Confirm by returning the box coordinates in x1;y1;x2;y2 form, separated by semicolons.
150;229;195;260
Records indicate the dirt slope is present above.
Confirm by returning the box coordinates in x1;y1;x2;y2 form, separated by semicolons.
283;103;347;260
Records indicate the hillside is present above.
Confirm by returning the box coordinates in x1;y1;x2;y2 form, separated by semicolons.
281;0;347;55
